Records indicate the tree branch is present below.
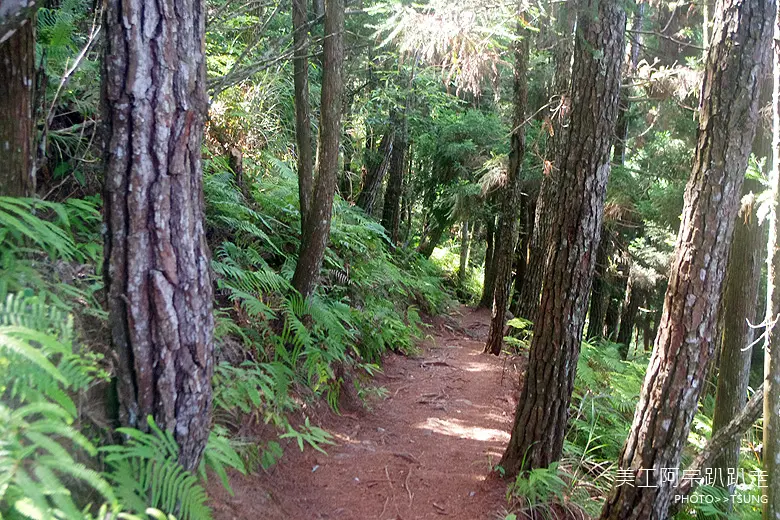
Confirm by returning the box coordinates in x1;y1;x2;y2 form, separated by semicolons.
676;385;764;497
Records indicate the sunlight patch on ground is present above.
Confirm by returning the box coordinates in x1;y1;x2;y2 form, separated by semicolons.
460;360;499;373
415;417;511;442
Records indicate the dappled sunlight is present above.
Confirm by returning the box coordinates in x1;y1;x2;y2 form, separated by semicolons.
415;417;510;442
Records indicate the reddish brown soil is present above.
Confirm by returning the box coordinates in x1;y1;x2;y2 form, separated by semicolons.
209;306;523;520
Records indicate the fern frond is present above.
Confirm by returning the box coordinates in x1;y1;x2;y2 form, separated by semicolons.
102;417;212;520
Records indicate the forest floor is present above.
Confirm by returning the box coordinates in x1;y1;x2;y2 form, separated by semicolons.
208;306;525;520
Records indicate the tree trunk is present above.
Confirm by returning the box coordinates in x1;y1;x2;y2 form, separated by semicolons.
103;0;214;471
499;0;626;475
598;0;773;513
604;270;626;339
678;385;764;498
0;16;34;196
293;0;314;230
513;0;576;324
0;0;36;45
357;130;394;215
510;194;532;314
764;2;780;515
510;194;534;316
470;221;482;268
478;215;497;308
617;275;642;358
291;0;344;298
458;221;470;284
485;21;529;356
710;180;762;500
381;113;408;243
416;203;451;259
586;234;610;340
613;2;645;164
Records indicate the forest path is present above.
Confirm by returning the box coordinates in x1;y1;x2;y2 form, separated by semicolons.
209;306;521;520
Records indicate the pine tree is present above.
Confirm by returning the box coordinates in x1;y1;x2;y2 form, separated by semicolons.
598;0;774;513
103;0;215;471
499;0;626;474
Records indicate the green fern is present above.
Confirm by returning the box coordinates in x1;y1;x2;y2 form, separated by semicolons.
0;318;116;519
101;417;212;520
198;426;247;496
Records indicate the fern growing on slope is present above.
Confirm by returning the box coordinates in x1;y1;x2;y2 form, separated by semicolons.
200;150;452;470
0;297;116;519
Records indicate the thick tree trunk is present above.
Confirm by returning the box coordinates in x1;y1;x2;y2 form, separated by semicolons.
499;0;626;475
293;0;314;229
0;17;34;196
764;3;780;515
617;275;642;357
710;180;762;499
357;130;394;215
103;0;214;471
292;0;344;298
485;23;529;356
478;215;497;308
586;235;610;340
513;1;576;324
597;0;773;514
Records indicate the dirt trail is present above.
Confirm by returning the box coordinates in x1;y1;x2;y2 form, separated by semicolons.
209;306;521;519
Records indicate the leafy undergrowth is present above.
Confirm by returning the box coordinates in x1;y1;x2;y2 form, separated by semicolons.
0;153;454;518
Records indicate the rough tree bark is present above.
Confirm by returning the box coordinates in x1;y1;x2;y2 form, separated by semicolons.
513;0;576;323
710;180;762;500
764;2;780;515
356;130;394;215
103;0;214;471
587;4;644;338
293;0;314;229
291;0;344;298
0;15;34;196
484;21;529;356
499;0;626;475
597;0;773;514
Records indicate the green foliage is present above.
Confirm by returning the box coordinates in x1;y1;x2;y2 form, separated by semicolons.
504;317;533;354
101;417;211;520
0;299;115;519
202;152;451;470
0;197;103;311
199;426;248;496
505;462;589;519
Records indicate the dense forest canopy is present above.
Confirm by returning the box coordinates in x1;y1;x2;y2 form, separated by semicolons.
0;0;779;518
